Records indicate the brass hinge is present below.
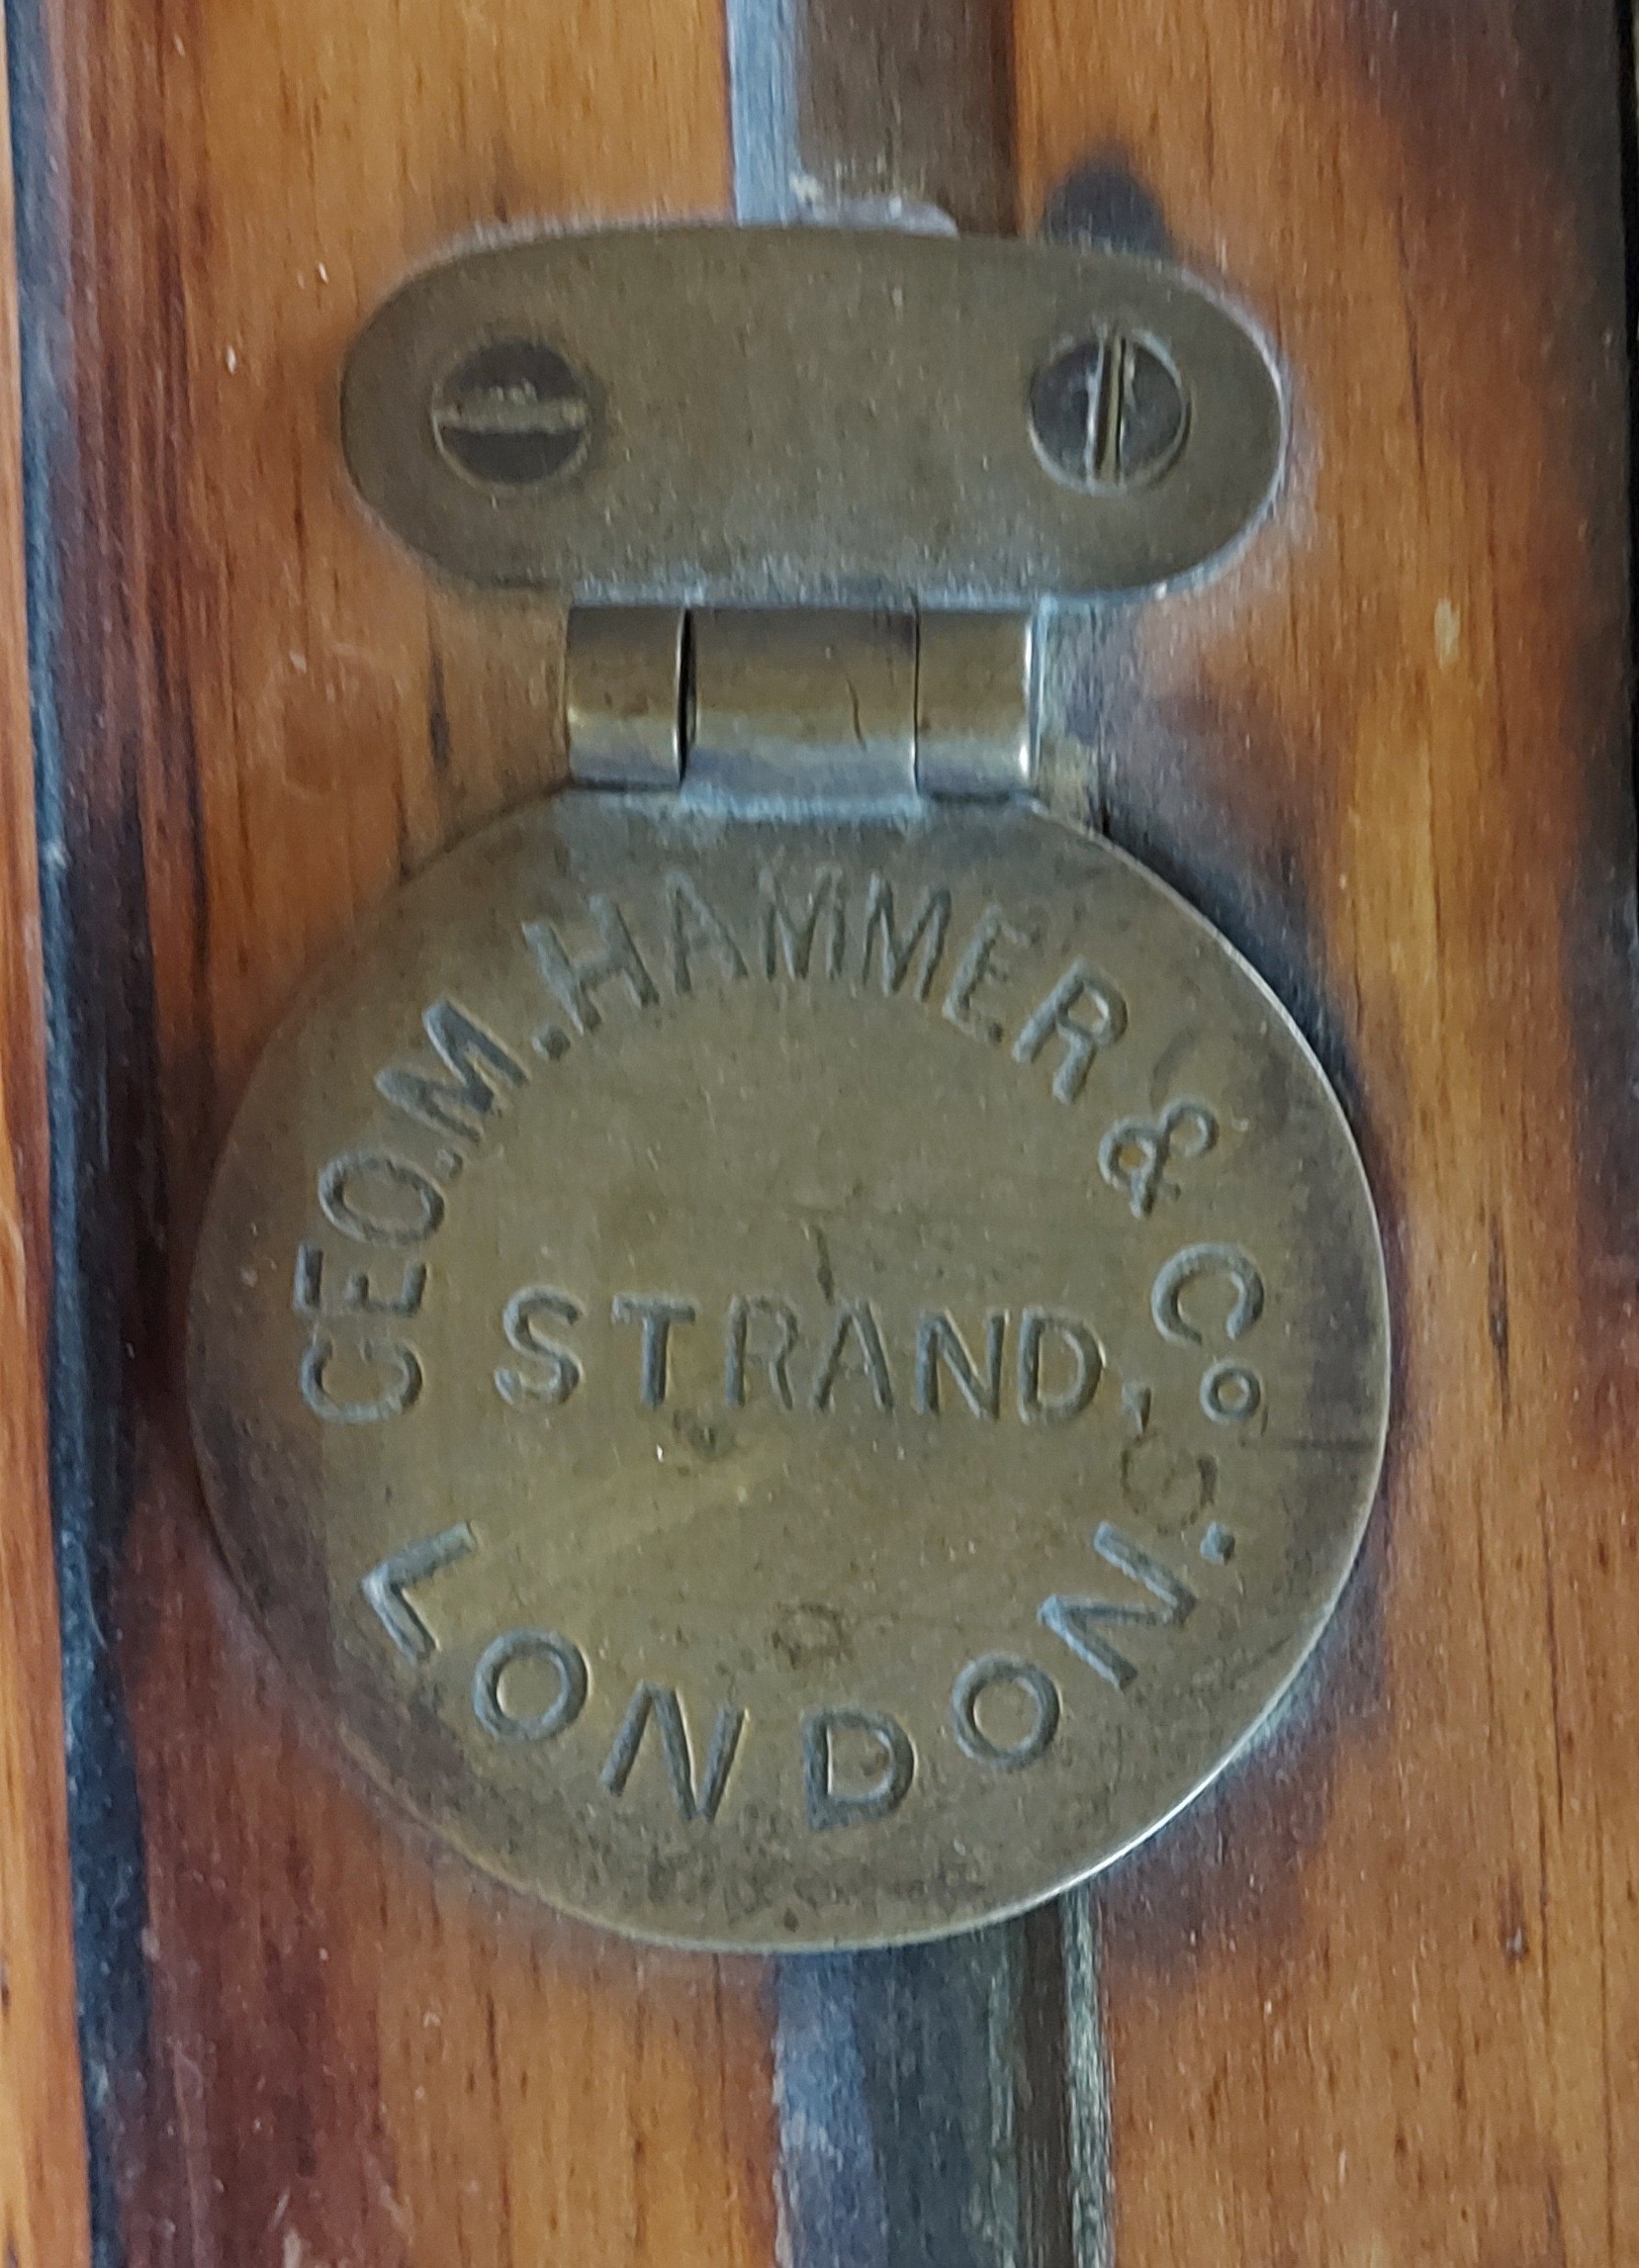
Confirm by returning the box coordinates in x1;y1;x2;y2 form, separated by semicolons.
567;606;1033;802
346;226;1282;804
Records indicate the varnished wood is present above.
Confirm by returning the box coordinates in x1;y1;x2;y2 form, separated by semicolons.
1013;6;1639;2259
0;18;93;2263
14;4;782;2263
730;0;1015;227
8;0;1637;2261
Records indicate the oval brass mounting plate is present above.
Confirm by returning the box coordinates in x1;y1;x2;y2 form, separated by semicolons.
188;797;1387;1950
342;227;1284;604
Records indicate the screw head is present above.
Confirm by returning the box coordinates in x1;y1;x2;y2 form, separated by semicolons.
431;339;593;489
1029;330;1188;493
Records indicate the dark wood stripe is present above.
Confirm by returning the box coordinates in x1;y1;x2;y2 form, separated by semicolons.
725;3;1112;2258
774;1938;1074;2268
6;0;156;2256
1010;3;1638;2257
7;1;759;2261
730;0;1015;230
18;0;1631;2255
0;7;94;2257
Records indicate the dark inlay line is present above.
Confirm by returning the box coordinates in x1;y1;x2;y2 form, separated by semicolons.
724;0;1113;2258
1061;1893;1114;2268
6;0;156;2257
728;0;1015;233
775;1930;1081;2268
1614;0;1639;879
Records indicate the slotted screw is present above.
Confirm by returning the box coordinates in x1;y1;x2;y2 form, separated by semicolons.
431;340;593;488
1029;329;1188;493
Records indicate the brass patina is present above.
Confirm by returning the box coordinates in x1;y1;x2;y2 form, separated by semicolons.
188;795;1389;1950
342;227;1283;603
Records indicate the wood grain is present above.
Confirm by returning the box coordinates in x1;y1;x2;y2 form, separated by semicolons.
729;0;1015;227
1013;4;1639;2261
722;14;1104;2265
0;9;94;2262
8;0;1637;2260
13;1;784;2262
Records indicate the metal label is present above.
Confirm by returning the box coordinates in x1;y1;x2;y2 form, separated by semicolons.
342;227;1284;604
188;799;1388;1950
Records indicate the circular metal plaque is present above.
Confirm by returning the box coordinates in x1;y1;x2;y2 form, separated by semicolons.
189;797;1389;1950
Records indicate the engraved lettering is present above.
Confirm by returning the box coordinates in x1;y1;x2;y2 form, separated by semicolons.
611;1294;697;1407
361;1521;476;1663
1040;1526;1194;1690
1051;1596;1142;1686
1038;1591;1141;1690
1121;1439;1216;1523
318;1151;445;1246
943;904;1035;1043
1150;1243;1265;1344
496;1288;583;1408
1090;1520;1197;1621
1099;1100;1217;1215
914;1310;1005;1419
1017;1308;1103;1423
600;1683;746;1822
861;875;951;1000
802;1705;915;1829
724;1295;800;1409
761;864;845;980
472;1628;588;1741
666;872;748;993
1012;960;1129;1103
950;1654;1061;1769
375;998;526;1163
1201;1360;1263;1424
1121;1381;1152;1437
293;1242;426;1318
301;1332;423;1424
523;894;659;1053
811;1302;894;1412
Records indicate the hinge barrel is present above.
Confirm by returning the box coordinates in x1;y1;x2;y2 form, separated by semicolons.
566;605;1034;801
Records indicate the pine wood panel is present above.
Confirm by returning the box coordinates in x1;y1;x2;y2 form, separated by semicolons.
0;13;93;2258
1013;4;1639;2260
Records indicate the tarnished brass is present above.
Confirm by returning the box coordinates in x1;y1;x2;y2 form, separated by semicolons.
342;227;1283;604
188;796;1388;1950
690;608;917;800
914;611;1034;799
566;607;684;790
570;605;1035;802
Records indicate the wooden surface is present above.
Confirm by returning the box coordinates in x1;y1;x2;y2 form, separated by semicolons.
1028;13;1639;2258
729;0;1016;227
3;0;1636;2261
0;8;94;2261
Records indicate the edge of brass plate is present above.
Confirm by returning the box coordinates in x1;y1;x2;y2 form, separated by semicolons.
342;227;1284;605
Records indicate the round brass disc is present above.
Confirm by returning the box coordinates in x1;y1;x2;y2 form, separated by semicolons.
188;796;1389;1950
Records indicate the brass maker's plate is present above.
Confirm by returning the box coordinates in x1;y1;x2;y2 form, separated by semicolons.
189;798;1388;1950
343;227;1283;604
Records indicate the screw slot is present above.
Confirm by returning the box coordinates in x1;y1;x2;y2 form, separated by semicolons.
430;339;593;489
1029;330;1188;494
